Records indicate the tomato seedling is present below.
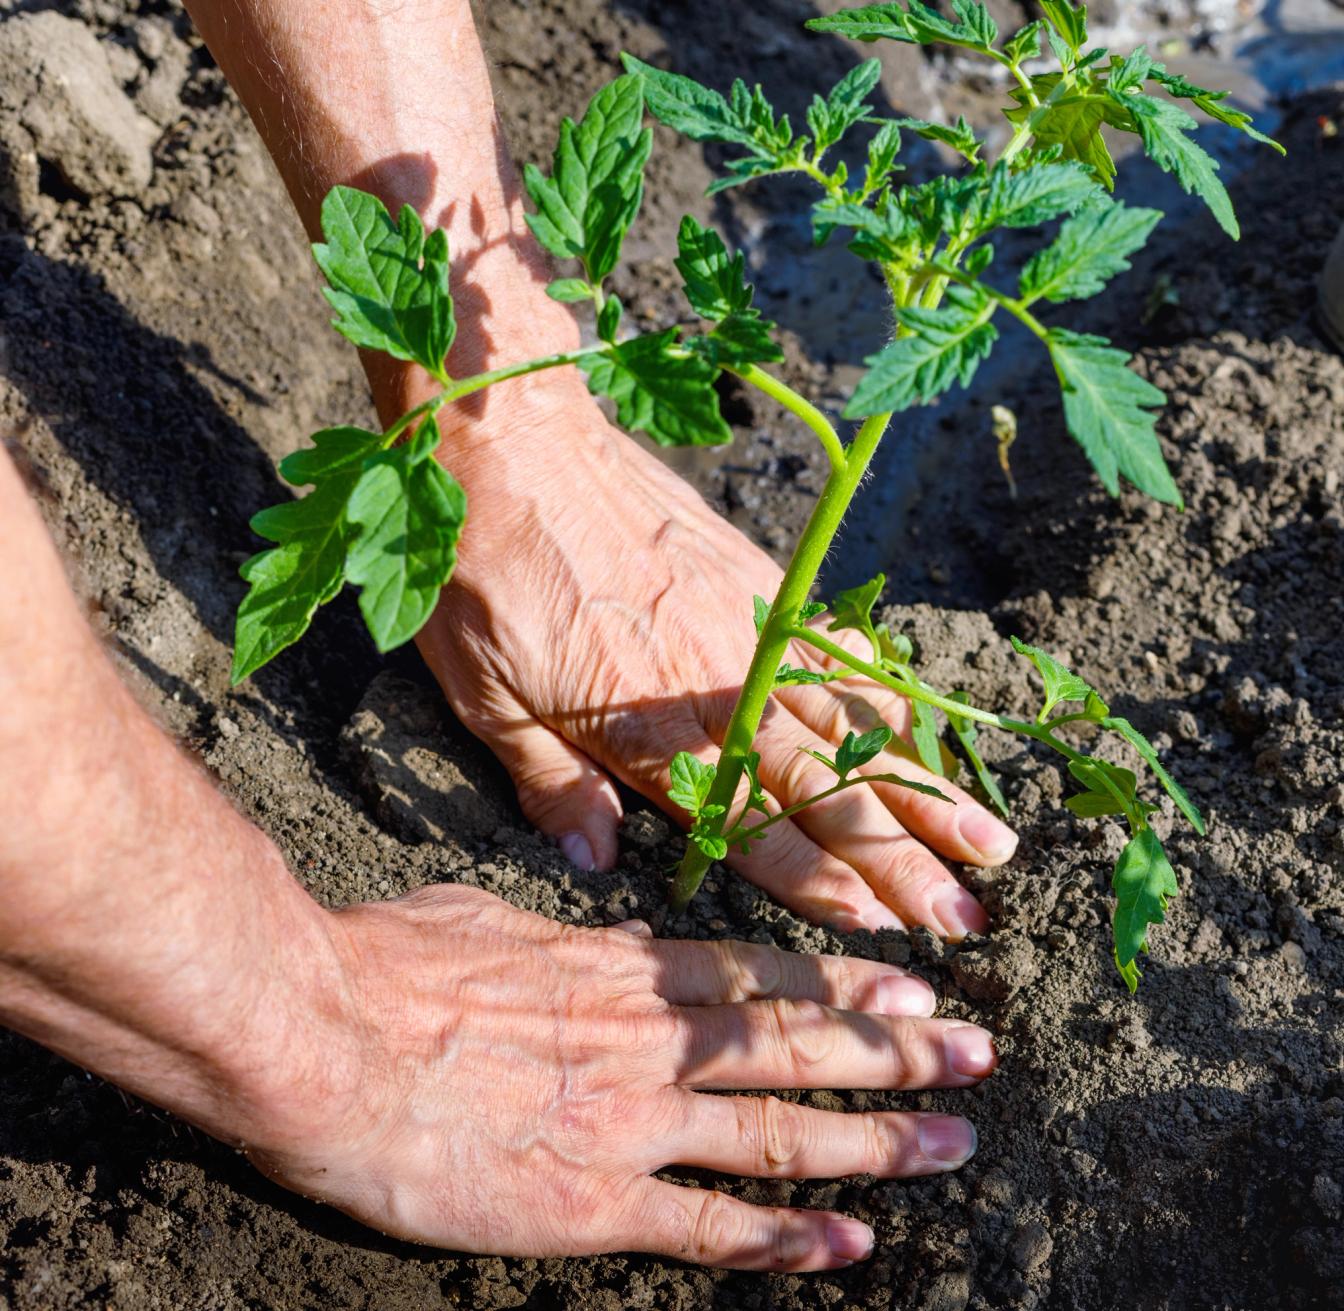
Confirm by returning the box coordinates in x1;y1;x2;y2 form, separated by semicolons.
231;1;1280;990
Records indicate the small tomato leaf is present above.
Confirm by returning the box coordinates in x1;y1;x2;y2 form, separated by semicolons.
523;75;654;284
231;474;357;684
828;573;885;648
546;278;594;303
580;330;732;447
752;594;771;636
313;187;456;375
835;725;894;779
1111;828;1178;992
1046;328;1181;506
668;751;717;816
344;416;467;652
1019;202;1162;304
846;283;997;417
1010;636;1094;716
910;699;945;776
279;426;385;486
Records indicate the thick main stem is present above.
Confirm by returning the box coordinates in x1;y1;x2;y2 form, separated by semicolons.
667;409;892;912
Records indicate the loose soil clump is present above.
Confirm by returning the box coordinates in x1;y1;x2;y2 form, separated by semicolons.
0;3;1340;1309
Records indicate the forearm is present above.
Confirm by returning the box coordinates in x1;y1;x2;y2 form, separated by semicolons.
183;0;586;449
0;450;348;1152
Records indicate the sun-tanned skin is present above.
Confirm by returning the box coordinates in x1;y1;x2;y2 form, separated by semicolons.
184;0;1017;938
0;0;1014;1272
0;447;996;1270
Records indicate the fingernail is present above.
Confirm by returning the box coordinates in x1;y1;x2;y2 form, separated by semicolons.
613;919;652;937
943;1023;997;1079
916;1114;978;1168
559;832;595;872
958;807;1017;863
864;905;907;933
876;973;937;1017
930;886;987;941
826;1217;874;1263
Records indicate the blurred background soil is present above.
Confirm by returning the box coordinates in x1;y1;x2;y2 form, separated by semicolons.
0;2;1341;1308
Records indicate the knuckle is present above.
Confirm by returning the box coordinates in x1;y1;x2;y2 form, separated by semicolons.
768;998;838;1075
858;1112;901;1174
745;1096;811;1175
688;1190;752;1264
723;939;786;1001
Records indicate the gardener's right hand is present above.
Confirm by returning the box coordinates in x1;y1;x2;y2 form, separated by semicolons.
252;884;993;1270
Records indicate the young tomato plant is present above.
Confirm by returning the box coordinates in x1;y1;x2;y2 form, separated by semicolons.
231;2;1280;990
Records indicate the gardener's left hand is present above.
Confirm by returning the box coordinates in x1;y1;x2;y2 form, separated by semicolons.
409;366;1016;939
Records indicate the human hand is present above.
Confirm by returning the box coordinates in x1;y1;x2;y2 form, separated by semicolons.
250;884;994;1269
411;374;1017;938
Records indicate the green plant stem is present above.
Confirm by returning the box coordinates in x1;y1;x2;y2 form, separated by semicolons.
727;363;847;471
731;770;950;845
667;408;893;912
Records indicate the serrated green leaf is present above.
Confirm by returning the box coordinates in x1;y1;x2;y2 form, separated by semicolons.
231;473;357;684
675;215;754;321
703;153;794;196
686;313;784;366
1149;69;1285;154
752;594;771;636
279;426;385;486
1010;635;1094;716
1004;20;1043;63
835;725;894;779
810;59;883;151
977;160;1105;231
1020;201;1161;304
1046;328;1181;505
1038;0;1087;53
1108;46;1153;93
546;278;594;303
1102;716;1206;834
890;115;981;162
946;691;1009;816
828;573;885;648
775;663;837;687
1006;93;1117;189
1112;828;1178;991
807;0;997;51
581;330;731;447
1113;90;1237;238
312;187;455;375
846;283;997;417
523;75;653;283
597;294;623;344
806;4;919;43
799;601;828;623
863;119;905;195
811;196;915;260
1084;689;1111;720
668;751;717;815
343;417;466;652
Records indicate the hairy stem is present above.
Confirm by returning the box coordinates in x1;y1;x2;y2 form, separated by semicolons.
727;363;847;471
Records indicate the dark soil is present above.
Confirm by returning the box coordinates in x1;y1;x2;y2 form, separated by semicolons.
1;2;1342;1309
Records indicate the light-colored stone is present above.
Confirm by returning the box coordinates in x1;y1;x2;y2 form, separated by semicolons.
0;12;157;207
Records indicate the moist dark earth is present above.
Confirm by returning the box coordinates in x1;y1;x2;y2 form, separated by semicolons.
1;1;1342;1308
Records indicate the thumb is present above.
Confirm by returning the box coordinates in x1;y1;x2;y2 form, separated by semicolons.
488;718;623;872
